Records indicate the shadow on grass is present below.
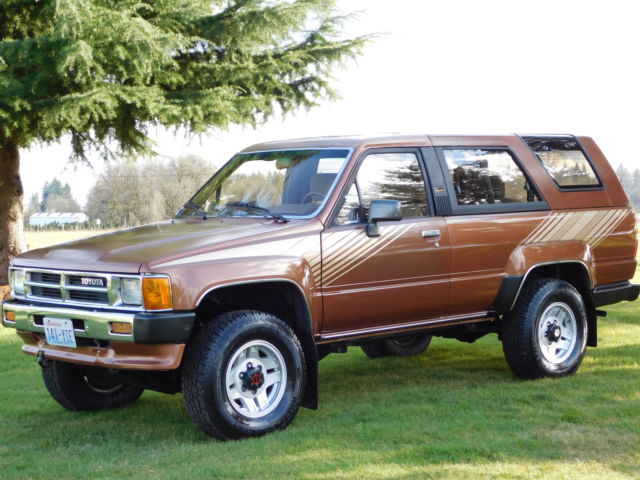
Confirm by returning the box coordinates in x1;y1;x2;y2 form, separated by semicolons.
1;333;639;479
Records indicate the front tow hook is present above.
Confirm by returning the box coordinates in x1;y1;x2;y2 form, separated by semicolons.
37;351;47;367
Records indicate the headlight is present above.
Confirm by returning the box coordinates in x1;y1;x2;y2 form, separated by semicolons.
9;268;25;295
120;277;143;305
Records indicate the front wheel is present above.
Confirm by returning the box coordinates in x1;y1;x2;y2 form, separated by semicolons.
502;278;588;379
181;311;306;440
41;361;144;411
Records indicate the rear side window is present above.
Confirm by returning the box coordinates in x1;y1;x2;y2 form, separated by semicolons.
522;136;601;189
443;149;541;206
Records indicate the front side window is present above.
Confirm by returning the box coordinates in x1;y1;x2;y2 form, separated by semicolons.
177;149;349;219
444;149;541;206
334;152;428;225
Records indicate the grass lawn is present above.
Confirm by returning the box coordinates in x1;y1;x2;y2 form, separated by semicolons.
0;231;637;479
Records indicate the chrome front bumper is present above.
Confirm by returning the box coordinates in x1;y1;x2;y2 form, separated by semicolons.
1;301;195;344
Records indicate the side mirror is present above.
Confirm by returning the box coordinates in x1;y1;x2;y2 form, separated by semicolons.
366;200;403;237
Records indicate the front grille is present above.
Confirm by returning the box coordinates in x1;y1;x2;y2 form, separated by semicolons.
68;290;109;303
25;269;111;306
30;286;63;299
30;272;61;284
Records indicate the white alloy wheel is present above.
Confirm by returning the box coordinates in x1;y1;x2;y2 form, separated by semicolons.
537;302;578;365
225;340;287;418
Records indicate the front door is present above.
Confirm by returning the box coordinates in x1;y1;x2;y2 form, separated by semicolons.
320;149;450;335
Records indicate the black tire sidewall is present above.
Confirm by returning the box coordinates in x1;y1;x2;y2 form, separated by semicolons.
529;283;588;376
42;361;143;411
189;312;305;437
383;334;432;357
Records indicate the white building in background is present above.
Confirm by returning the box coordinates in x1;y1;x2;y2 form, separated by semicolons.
29;212;89;227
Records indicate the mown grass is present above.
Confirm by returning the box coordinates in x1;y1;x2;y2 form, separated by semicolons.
1;302;639;480
1;231;637;479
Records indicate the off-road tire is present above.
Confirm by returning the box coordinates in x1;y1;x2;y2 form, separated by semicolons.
181;310;306;440
41;360;144;411
361;333;432;358
502;278;588;379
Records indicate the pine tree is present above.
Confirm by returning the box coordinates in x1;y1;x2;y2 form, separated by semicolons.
0;0;366;283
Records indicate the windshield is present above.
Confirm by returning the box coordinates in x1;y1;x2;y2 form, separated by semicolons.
176;149;350;219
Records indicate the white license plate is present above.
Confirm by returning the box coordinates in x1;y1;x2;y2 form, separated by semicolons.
43;317;77;348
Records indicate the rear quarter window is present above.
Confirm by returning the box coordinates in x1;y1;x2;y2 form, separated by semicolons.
521;136;602;189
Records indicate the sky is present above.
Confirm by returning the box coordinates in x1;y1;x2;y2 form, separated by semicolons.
20;0;640;207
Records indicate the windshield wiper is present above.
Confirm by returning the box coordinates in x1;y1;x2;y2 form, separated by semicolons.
225;202;289;223
182;200;208;220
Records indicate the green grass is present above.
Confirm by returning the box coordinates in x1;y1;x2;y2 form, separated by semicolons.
1;302;639;480
3;230;638;479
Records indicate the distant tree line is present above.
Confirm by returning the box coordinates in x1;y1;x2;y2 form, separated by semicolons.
615;165;640;211
27;160;638;231
85;155;215;227
25;155;215;228
25;178;81;221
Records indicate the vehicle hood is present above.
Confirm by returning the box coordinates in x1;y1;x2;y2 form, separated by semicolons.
13;218;309;274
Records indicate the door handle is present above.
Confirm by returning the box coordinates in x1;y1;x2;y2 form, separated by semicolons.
421;229;441;238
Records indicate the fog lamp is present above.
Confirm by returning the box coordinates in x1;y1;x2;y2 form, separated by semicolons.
110;321;133;335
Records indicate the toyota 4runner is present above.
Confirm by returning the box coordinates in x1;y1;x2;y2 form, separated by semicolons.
2;134;639;440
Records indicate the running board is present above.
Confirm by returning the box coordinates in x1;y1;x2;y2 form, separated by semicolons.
315;312;493;343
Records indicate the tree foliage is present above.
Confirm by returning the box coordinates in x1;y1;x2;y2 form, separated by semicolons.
40;178;80;213
86;155;214;226
0;0;365;158
0;0;366;283
615;164;640;211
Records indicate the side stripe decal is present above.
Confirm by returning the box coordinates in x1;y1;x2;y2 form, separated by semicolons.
520;208;629;248
321;224;413;286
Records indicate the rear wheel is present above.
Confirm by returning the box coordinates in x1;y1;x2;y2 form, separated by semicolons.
182;311;306;440
41;361;144;411
361;333;432;359
502;278;588;379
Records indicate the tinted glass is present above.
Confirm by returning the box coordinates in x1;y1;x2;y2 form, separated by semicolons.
334;183;362;225
333;152;428;225
536;150;600;188
178;149;349;218
521;135;601;189
444;149;541;206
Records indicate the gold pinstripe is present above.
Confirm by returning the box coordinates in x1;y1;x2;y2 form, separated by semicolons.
559;210;600;241
322;231;375;273
520;208;629;248
534;212;573;243
523;212;565;245
321;227;402;277
582;210;619;245
589;210;628;248
323;225;412;286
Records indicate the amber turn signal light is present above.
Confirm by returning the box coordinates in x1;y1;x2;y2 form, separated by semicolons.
110;321;133;335
142;277;173;310
4;311;16;323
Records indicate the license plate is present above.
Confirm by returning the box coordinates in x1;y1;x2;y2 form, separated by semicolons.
43;317;77;348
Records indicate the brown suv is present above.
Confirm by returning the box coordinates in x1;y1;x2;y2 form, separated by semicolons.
2;134;638;440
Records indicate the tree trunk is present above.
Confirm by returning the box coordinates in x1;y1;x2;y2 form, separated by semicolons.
0;142;25;286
